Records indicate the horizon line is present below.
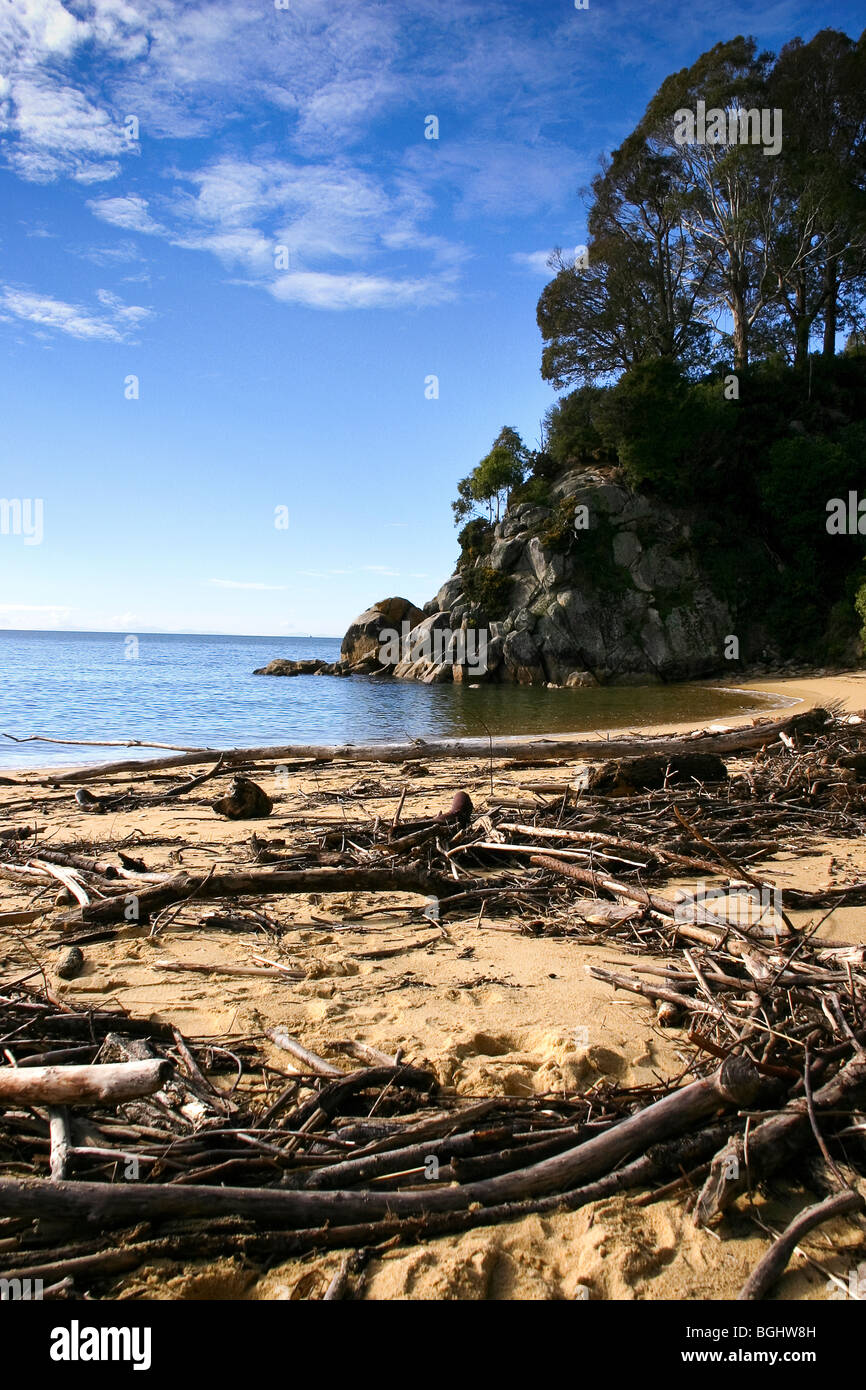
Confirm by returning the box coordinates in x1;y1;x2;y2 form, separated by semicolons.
0;627;344;640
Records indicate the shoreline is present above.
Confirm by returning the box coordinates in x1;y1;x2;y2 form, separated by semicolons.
1;670;862;777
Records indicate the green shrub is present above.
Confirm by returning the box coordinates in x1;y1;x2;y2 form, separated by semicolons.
456;517;494;572
540;496;580;552
592;358;730;495
509;476;552;508
544;387;609;466
461;565;512;618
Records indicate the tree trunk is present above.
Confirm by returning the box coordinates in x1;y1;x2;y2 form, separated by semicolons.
732;293;749;370
40;711;811;784
823;257;838;356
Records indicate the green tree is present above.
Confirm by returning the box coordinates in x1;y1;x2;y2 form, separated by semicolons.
767;30;866;367
640;36;778;370
452;427;528;525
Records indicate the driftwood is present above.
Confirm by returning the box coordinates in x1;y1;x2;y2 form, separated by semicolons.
0;1121;741;1285
0;1056;769;1228
694;1054;866;1225
738;1189;865;1300
38;713;805;784
57;865;458;927
576;752;728;794
0;1059;169;1106
2;704;864;1297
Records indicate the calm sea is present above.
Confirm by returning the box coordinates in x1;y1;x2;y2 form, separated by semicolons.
0;630;783;769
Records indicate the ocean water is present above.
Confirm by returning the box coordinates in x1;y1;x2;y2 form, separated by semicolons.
0;630;782;768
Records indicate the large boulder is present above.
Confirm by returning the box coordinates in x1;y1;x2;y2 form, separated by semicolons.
340;596;423;666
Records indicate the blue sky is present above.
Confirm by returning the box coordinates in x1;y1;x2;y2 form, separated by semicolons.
0;0;862;637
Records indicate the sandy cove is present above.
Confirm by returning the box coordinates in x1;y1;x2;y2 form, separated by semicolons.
1;669;865;1301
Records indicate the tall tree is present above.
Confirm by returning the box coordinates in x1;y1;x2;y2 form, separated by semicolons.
537;145;713;391
768;29;866;362
639;36;777;370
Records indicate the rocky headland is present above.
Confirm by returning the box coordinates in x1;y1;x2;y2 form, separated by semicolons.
255;467;796;687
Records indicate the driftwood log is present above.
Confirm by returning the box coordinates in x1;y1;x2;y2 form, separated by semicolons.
738;1189;865;1300
57;865;459;927
38;712;809;784
694;1054;866;1225
0;1060;170;1106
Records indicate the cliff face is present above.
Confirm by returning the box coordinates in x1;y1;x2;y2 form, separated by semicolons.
384;468;778;686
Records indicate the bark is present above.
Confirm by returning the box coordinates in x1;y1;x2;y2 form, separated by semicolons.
694;1054;866;1225
57;866;458;928
0;1060;170;1106
738;1189;864;1300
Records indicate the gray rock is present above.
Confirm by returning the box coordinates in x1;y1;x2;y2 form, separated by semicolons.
340;596;423;665
56;946;84;980
336;473;781;687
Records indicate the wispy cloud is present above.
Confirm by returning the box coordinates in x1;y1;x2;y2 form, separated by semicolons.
87;194;165;236
511;249;556;275
88;154;462;310
0;285;151;341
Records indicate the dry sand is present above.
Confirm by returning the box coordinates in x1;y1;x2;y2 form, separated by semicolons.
2;670;865;1301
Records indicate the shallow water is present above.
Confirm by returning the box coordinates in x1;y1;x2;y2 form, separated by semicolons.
0;630;783;768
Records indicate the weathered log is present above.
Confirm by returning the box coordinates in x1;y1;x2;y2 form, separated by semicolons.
738;1189;865;1300
0;1060;170;1106
576;752;728;795
694;1054;866;1226
0;1056;770;1228
39;713;805;784
0;1122;742;1285
57;865;459;927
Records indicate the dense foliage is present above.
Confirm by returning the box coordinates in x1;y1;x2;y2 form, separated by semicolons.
538;29;866;379
449;26;866;664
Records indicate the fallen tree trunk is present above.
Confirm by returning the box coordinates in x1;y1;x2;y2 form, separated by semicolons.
0;1060;170;1106
0;1056;769;1228
40;713;805;784
57;865;459;927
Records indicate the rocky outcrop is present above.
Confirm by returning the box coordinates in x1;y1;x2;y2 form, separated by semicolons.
253;658;349;677
256;469;780;687
375;468;777;687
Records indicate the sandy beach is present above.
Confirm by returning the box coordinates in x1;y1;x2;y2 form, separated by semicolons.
2;670;865;1301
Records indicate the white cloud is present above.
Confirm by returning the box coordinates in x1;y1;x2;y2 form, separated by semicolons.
2;75;126;183
87;194;165;235
511;250;556;275
268;268;451;311
208;578;287;591
0;285;150;340
88;154;462;310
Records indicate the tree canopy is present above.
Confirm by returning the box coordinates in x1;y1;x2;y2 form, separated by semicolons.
538;28;866;383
